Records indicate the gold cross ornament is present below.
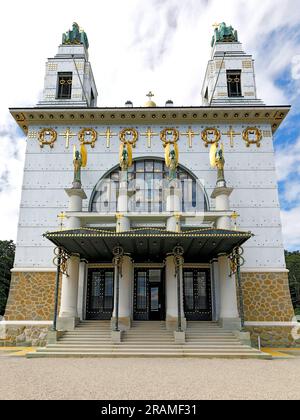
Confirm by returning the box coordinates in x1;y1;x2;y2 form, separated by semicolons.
60;128;77;148
99;128;117;148
57;212;66;231
141;127;158;148
222;126;241;148
231;211;240;231
181;127;198;148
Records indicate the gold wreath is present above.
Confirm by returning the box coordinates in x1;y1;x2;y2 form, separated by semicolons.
38;128;57;148
119;128;138;147
78;128;97;148
160;128;179;146
201;128;221;148
242;127;262;148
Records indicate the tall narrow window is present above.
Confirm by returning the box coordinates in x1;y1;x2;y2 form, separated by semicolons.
57;72;73;99
90;89;95;107
227;70;242;97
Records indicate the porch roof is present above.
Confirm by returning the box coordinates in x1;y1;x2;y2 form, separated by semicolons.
44;227;252;263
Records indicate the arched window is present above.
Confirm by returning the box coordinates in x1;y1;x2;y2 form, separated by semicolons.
89;158;209;214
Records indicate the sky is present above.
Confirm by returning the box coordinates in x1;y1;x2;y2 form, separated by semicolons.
0;0;300;250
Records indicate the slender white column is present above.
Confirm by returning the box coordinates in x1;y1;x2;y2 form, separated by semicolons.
65;188;87;229
113;255;133;330
218;255;241;330
117;171;130;231
211;186;233;230
59;256;80;319
165;255;186;331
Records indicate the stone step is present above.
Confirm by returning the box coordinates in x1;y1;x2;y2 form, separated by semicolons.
46;344;249;350
27;351;271;359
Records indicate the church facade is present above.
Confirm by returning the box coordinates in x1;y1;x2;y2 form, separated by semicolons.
1;23;298;351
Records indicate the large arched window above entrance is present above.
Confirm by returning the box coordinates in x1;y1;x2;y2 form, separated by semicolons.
89;158;209;213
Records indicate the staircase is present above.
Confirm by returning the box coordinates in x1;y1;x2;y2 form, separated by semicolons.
27;321;270;359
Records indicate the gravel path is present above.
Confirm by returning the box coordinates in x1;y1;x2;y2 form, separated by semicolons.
1;357;300;400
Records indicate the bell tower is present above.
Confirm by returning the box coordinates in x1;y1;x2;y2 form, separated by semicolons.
38;23;98;108
201;22;264;106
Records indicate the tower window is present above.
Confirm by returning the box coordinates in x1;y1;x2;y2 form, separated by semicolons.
227;70;242;97
90;89;95;107
57;72;73;99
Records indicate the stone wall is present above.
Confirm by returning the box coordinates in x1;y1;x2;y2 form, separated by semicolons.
246;326;300;348
241;272;295;322
4;272;60;321
0;325;49;347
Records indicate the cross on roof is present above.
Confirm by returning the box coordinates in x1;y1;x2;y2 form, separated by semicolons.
146;91;154;100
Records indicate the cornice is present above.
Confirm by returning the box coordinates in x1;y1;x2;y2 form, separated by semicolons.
10;105;291;135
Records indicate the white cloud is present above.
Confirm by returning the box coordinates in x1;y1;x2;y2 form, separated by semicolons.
274;137;300;182
281;207;300;250
0;0;300;247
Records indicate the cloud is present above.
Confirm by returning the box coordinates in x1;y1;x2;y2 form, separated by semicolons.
274;137;300;183
281;207;300;251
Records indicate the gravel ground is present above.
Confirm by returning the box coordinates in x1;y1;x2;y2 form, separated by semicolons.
1;357;300;400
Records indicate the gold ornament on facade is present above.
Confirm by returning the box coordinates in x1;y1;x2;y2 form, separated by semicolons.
201;128;221;148
78;128;97;148
242;127;262;148
38;128;57;148
119;128;139;147
160;128;179;146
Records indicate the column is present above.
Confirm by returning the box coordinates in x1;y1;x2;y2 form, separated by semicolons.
57;187;87;331
218;254;241;330
211;186;233;230
165;255;186;332
166;180;181;232
112;255;133;331
58;255;81;331
117;171;130;231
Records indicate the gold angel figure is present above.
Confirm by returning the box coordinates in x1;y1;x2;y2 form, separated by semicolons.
165;142;179;180
119;142;133;171
210;142;225;185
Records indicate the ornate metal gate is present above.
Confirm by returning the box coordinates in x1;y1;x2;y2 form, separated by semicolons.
86;269;114;320
183;269;212;321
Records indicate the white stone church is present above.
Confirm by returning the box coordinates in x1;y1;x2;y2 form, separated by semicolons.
2;22;297;357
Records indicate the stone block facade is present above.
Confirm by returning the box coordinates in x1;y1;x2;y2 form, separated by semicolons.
246;326;300;348
4;272;60;321
242;272;295;322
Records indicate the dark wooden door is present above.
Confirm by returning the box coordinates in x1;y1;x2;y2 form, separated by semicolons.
183;269;212;321
86;269;114;320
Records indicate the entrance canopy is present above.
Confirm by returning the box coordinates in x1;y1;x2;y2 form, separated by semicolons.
44;227;252;263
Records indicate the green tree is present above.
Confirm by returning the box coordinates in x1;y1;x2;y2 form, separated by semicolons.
285;251;300;315
0;240;15;316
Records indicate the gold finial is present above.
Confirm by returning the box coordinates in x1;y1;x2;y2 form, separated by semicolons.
57;212;66;231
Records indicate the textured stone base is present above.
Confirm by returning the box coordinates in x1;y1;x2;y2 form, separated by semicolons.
0;325;49;347
242;272;295;322
4;272;60;321
246;326;300;348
